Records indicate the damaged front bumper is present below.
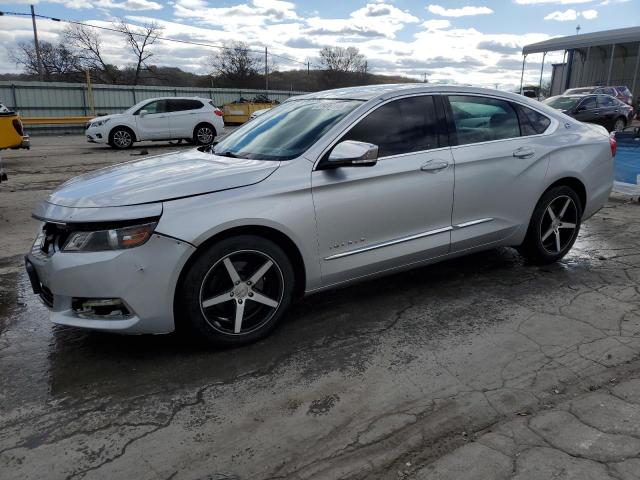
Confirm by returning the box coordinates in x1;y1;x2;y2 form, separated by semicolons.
25;213;196;334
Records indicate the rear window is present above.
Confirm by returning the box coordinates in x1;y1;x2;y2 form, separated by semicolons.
168;99;203;112
448;95;520;145
516;105;551;135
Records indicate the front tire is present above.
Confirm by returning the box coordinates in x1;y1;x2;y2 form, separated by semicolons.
179;235;294;347
518;186;582;264
109;127;134;149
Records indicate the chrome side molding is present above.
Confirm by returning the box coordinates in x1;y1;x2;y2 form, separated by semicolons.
324;218;494;260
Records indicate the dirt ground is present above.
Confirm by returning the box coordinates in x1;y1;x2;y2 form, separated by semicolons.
1;135;640;480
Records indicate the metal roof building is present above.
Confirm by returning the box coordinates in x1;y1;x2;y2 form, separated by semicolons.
521;26;640;101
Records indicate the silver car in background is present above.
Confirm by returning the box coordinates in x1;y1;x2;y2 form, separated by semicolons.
26;85;615;346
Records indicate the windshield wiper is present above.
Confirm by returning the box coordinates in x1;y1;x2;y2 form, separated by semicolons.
215;150;240;158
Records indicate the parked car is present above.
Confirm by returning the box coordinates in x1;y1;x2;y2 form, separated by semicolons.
85;97;224;149
248;108;271;121
26;85;614;346
564;85;634;107
544;94;634;132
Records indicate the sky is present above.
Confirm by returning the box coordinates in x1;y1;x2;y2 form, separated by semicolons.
0;0;638;90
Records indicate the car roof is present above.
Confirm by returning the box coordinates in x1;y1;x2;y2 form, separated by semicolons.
294;83;542;104
139;96;209;102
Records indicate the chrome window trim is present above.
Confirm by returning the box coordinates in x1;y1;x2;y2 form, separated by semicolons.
312;91;559;167
324;218;494;261
445;92;559;149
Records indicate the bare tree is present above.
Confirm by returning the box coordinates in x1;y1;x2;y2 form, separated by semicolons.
209;41;263;83
114;19;162;86
63;24;119;83
319;46;366;73
10;41;81;81
318;46;367;88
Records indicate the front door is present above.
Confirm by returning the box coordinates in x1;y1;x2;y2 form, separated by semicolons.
573;96;602;127
444;94;554;252
135;99;170;140
311;95;454;286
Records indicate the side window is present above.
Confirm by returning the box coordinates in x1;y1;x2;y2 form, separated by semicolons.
516;104;551;135
169;99;203;112
598;95;615;107
339;96;439;157
579;97;597;110
140;100;167;114
448;95;520;145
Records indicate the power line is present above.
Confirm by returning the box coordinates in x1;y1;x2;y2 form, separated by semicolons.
0;9;315;69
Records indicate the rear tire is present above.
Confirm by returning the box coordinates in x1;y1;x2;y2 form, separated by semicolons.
193;123;216;146
108;127;135;149
518;186;582;265
613;117;626;132
179;235;294;347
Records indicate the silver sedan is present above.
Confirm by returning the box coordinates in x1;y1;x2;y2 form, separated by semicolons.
26;85;615;346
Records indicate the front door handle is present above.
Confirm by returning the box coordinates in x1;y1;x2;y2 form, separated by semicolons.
513;147;535;159
421;160;449;172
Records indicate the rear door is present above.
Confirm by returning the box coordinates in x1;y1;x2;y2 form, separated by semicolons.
444;94;554;252
134;100;170;140
167;99;205;139
311;95;454;285
597;95;618;130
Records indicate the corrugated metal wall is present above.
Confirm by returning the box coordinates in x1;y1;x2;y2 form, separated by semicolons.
0;81;307;118
548;41;640;100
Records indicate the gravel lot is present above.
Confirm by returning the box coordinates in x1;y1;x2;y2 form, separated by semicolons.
1;134;640;479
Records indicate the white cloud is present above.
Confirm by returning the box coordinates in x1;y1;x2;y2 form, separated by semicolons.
422;19;452;30
95;0;163;10
305;3;419;39
173;0;298;26
515;0;595;4
9;0;162;9
544;8;578;20
544;8;599;20
427;4;494;17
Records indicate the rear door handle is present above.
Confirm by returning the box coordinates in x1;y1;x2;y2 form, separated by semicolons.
513;147;535;159
420;160;449;172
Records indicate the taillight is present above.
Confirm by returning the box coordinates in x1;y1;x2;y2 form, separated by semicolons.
214;108;223;117
609;135;617;157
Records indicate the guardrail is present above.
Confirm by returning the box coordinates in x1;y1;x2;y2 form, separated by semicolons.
21;116;93;126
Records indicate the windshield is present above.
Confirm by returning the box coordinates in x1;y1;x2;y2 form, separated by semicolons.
544;96;580;110
564;88;592;95
213;99;363;161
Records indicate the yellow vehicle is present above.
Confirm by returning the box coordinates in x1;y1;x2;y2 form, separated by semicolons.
0;104;29;150
0;102;30;183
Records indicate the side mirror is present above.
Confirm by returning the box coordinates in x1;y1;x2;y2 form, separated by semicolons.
139;110;148;117
325;140;378;169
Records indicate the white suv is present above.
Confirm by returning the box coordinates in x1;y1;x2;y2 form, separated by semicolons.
85;97;225;149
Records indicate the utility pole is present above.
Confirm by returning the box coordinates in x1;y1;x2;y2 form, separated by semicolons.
307;61;310;75
30;5;44;81
264;46;268;93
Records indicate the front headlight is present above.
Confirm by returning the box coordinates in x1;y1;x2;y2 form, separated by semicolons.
62;222;157;252
90;118;110;128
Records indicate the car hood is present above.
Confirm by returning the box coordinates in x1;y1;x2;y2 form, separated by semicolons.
89;113;126;124
47;149;280;208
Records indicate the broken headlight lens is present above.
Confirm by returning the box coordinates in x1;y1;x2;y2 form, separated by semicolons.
62;222;157;252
